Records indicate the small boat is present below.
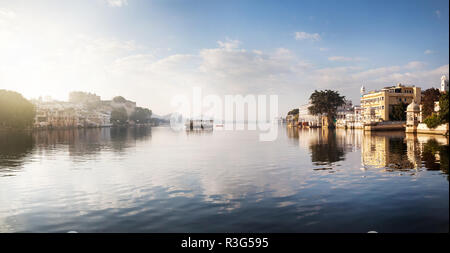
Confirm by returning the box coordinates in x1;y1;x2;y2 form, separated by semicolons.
185;119;214;131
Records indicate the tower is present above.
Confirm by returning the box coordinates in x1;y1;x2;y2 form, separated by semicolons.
360;85;366;95
441;75;449;93
406;101;420;133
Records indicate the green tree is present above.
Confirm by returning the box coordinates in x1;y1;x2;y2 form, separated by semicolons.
110;107;128;125
0;90;35;129
308;90;345;128
422;139;448;178
309;130;345;165
424;92;449;128
439;92;449;124
421;88;441;119
389;102;408;121
287;108;299;115
130;107;152;123
424;114;441;129
112;96;127;103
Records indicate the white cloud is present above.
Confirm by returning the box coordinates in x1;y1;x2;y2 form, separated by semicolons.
424;49;434;55
435;10;441;18
0;9;448;116
0;8;16;19
106;0;129;7
292;61;448;107
294;31;321;41
319;48;329;52
197;42;300;94
217;38;241;51
405;61;426;69
328;56;366;62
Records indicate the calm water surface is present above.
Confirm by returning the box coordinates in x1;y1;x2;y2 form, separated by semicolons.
0;126;448;232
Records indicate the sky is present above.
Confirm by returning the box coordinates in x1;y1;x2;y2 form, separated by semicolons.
0;0;448;116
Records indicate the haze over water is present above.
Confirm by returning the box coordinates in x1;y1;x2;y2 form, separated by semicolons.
0;126;448;232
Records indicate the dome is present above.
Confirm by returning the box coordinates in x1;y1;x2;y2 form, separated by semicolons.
407;101;420;112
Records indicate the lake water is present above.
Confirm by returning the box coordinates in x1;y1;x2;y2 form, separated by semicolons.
0;126;448;232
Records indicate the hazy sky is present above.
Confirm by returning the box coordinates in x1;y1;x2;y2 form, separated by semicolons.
0;0;448;115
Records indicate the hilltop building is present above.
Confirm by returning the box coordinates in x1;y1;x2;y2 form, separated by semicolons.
33;99;112;129
360;83;421;122
32;92;144;129
69;91;101;104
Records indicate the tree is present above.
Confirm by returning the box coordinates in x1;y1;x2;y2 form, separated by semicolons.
423;93;448;129
424;114;441;129
287;108;299;115
112;96;127;103
110;107;128;125
308;90;345;128
130;107;152;123
389;102;408;121
439;92;449;124
309;130;345;164
0;90;35;129
421;88;441;119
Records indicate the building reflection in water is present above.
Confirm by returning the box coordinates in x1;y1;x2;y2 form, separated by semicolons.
0;127;153;172
361;131;413;170
362;131;448;174
413;134;449;176
286;126;448;177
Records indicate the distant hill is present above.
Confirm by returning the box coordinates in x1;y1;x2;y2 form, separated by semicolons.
151;113;172;121
151;113;172;125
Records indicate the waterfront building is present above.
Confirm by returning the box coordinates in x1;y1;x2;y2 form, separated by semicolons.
82;111;112;127
405;101;421;133
33;98;114;129
286;114;298;126
298;103;321;127
360;83;421;122
405;76;449;135
352;106;365;128
338;106;364;129
336;100;354;128
33;101;82;128
334;101;365;129
361;131;408;168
